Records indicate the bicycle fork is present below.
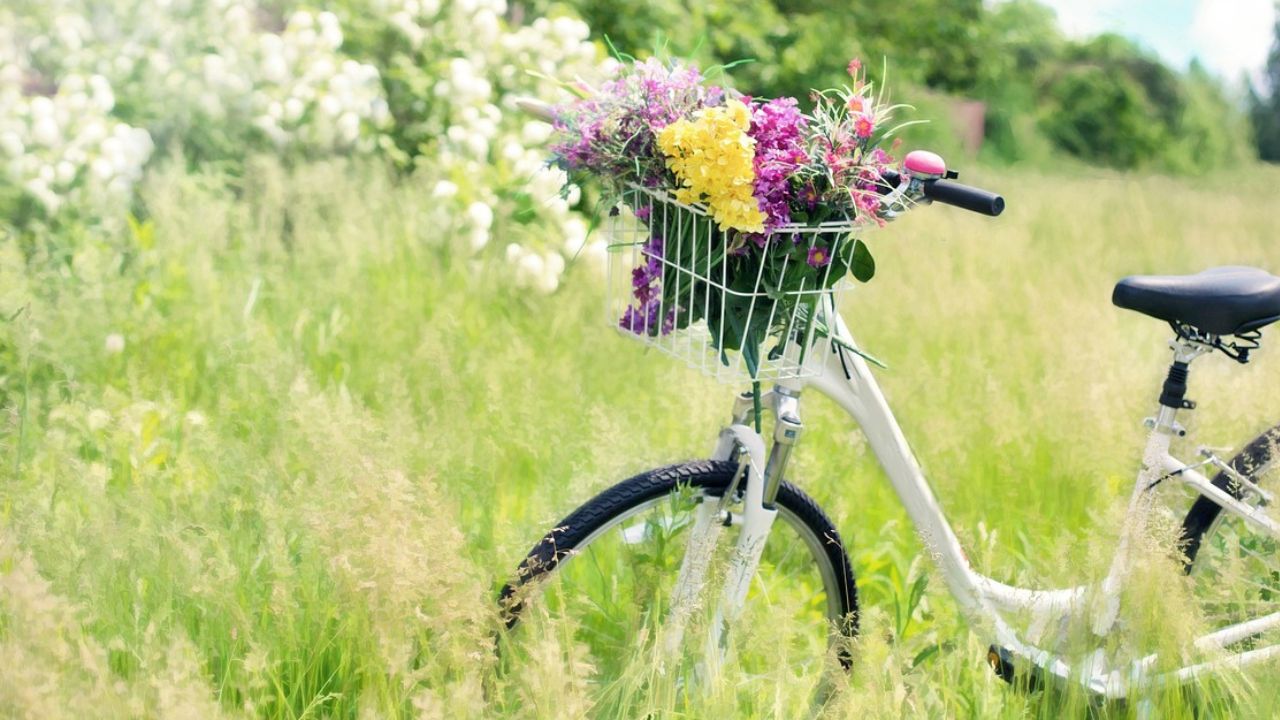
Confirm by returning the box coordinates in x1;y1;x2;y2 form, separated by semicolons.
662;387;803;669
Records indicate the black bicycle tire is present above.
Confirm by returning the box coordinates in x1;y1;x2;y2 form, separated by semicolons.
498;460;859;647
1180;424;1280;570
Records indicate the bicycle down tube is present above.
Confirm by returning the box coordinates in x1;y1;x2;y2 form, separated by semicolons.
807;302;1086;623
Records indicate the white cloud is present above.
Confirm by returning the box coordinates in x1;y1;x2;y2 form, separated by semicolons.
1190;0;1275;82
1031;0;1275;83
1037;0;1122;37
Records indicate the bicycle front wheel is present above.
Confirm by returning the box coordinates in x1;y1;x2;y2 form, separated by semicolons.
498;460;857;696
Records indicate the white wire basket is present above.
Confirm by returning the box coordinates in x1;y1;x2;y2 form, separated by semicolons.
605;183;864;383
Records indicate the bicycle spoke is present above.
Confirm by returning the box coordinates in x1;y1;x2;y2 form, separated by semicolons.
1187;462;1280;642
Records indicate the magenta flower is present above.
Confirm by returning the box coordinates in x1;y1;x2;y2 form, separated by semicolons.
854;113;875;140
869;147;894;166
855;190;880;214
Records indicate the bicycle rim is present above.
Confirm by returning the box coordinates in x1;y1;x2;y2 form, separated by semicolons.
504;485;852;697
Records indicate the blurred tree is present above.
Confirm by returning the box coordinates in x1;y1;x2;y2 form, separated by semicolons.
1174;61;1255;171
1040;62;1163;168
845;0;993;92
1248;12;1280;162
530;0;1253;172
979;0;1063;162
1039;35;1175;168
1036;33;1246;171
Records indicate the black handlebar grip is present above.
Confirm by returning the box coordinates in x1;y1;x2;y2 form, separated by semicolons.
874;170;1005;217
876;169;902;192
923;179;1005;217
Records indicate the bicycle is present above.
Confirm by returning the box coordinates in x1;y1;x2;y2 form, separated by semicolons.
497;150;1280;702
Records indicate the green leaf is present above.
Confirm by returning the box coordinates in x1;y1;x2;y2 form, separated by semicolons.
831;335;888;369
911;644;941;669
126;213;155;250
742;333;760;378
761;277;784;301
851;239;876;283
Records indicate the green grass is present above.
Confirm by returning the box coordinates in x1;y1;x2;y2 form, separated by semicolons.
3;158;1280;718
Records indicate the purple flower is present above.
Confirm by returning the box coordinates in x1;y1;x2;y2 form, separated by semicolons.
798;182;820;210
619;302;675;336
631;266;657;303
807;245;832;268
548;59;722;190
620;232;674;336
747;98;809;235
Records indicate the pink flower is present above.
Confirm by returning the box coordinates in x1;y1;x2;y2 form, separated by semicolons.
847;58;862;76
854;113;874;140
846;95;864;113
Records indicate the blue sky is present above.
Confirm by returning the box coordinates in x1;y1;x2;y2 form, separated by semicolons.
1035;0;1275;84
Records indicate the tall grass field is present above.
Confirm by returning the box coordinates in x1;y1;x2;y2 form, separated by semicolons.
3;160;1280;718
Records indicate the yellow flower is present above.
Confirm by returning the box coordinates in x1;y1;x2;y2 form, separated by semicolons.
657;99;765;233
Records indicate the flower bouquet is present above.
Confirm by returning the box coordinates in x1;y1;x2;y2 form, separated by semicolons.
546;57;911;380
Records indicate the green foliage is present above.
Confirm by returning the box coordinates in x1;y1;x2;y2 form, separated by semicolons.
5;157;1280;718
1249;14;1280;162
976;0;1062;164
1035;34;1250;172
1169;62;1255;172
1039;62;1165;169
542;0;1255;172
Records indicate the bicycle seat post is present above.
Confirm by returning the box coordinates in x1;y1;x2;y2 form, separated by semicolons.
1151;337;1211;435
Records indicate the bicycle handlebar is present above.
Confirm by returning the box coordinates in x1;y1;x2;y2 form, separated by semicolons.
878;169;1005;217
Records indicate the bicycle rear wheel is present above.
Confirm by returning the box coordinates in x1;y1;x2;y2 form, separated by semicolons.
1180;425;1280;645
498;460;857;696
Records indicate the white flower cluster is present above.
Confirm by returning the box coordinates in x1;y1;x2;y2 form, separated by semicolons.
1;0;390;221
3;0;609;294
373;0;608;291
241;11;390;151
0;65;153;216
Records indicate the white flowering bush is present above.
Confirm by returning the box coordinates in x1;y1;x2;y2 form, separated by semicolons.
1;0;607;291
0;66;153;220
211;10;391;154
4;1;390;156
0;0;389;228
337;0;610;291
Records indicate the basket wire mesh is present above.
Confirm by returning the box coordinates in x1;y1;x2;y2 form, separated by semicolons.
606;184;862;383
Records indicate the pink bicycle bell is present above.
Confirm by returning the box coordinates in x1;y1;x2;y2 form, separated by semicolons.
903;150;947;180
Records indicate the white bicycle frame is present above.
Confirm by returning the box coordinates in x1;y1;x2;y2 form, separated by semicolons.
503;92;1280;694
672;298;1280;699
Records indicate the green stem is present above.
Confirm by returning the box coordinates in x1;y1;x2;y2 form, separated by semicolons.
751;380;762;433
